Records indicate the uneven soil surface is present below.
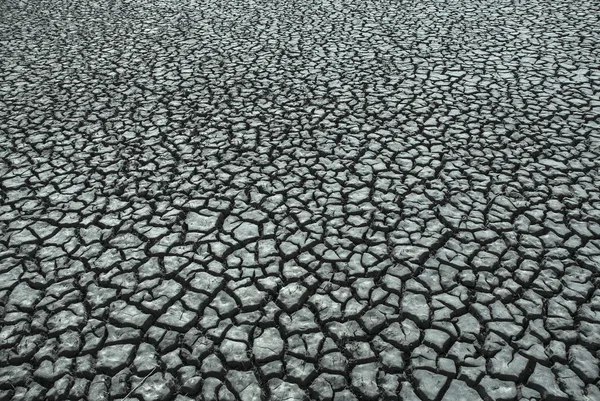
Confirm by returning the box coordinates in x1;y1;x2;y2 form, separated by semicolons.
1;0;600;400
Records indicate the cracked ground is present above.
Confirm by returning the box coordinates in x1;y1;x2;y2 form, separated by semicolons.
1;0;600;400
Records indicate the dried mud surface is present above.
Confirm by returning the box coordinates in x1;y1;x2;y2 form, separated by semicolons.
1;0;600;400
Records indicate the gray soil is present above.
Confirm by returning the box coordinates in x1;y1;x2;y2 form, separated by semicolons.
1;0;599;400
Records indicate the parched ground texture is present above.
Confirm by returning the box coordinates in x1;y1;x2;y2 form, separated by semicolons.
1;0;600;400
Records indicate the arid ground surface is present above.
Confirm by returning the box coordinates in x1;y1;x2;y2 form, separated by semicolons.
1;0;600;400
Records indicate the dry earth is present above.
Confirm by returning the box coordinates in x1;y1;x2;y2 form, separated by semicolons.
1;0;600;400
